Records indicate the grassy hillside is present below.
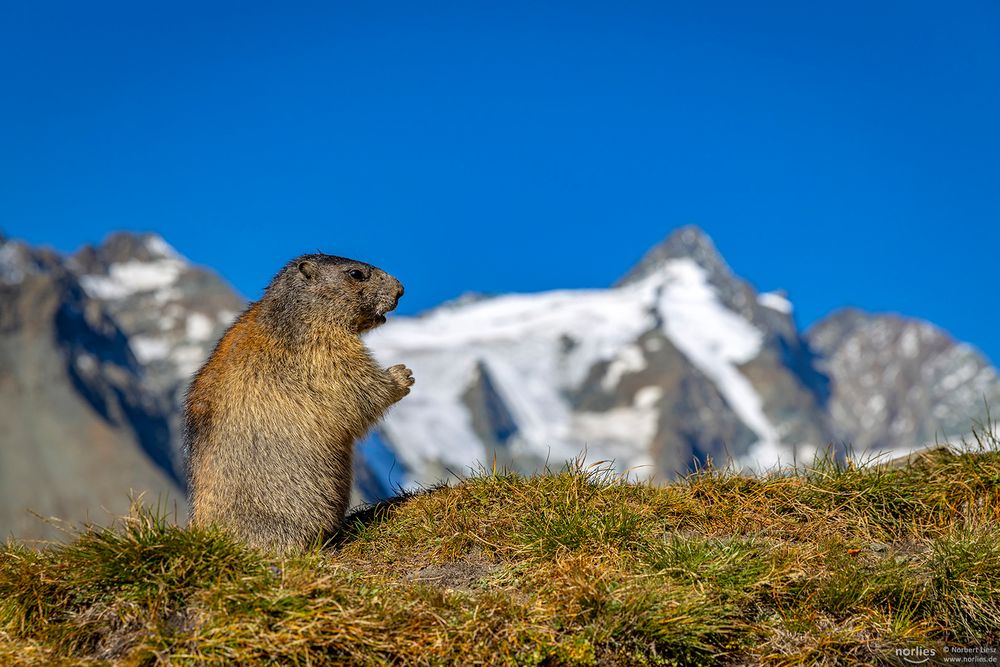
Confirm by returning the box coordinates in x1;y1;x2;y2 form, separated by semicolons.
2;436;999;666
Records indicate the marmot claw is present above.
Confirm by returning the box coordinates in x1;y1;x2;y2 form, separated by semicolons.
387;364;415;394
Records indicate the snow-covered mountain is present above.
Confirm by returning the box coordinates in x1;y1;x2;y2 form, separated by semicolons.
68;233;244;473
71;233;242;389
363;227;999;492
0;235;182;540
1;226;997;538
365;226;832;488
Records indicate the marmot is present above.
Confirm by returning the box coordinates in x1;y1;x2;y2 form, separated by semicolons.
184;254;413;552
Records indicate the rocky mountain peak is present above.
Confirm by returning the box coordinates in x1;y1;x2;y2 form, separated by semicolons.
807;309;1000;453
66;233;244;380
0;236;68;287
616;225;733;288
615;226;800;348
0;239;36;286
71;232;179;273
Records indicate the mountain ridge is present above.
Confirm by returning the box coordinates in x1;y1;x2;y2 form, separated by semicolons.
1;227;996;539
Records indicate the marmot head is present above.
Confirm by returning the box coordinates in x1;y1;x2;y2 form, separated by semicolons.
265;253;404;334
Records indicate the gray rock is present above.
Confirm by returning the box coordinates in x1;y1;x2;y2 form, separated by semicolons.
0;238;183;541
807;309;1000;453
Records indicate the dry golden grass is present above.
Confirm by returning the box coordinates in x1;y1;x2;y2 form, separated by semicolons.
2;435;998;665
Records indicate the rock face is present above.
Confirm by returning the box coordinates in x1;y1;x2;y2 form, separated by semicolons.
1;226;997;540
807;308;1000;454
0;238;183;541
68;232;244;473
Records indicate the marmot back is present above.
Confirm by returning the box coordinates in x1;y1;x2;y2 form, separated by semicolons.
185;254;414;552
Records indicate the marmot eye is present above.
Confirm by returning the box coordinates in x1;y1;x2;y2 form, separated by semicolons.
348;269;366;281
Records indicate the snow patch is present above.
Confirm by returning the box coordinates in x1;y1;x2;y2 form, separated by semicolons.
80;259;185;300
152;287;183;305
0;244;28;284
572;404;660;463
900;327;920;358
634;385;663;409
186;313;215;341
602;345;646;390
144;235;181;260
653;260;785;468
758;291;792;314
130;335;172;363
657;260;763;364
940;361;979;391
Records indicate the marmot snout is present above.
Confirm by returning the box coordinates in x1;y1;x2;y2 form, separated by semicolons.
184;253;413;552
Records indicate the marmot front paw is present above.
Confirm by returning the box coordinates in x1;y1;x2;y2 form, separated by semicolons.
387;364;415;399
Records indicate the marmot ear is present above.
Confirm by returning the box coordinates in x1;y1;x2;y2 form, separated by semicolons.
298;260;317;280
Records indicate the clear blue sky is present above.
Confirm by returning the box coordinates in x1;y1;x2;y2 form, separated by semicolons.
2;2;998;362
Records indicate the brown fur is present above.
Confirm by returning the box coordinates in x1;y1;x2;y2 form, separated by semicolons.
184;254;412;552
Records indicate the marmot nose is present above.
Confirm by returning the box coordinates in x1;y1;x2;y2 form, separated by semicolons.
395;283;405;300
